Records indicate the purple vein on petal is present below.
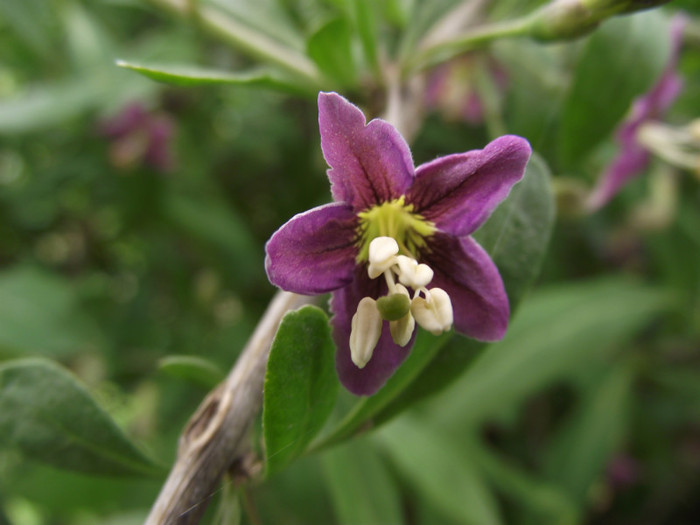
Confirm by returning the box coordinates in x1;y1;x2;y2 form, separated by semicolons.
318;92;415;210
265;202;358;295
408;135;531;236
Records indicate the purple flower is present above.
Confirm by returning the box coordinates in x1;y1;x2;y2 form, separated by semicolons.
587;15;686;211
100;102;176;173
425;54;508;125
265;92;531;395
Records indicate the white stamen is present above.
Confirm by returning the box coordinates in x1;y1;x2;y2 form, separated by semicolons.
368;236;399;279
411;287;453;335
637;121;700;174
389;284;415;346
349;297;383;368
395;255;434;289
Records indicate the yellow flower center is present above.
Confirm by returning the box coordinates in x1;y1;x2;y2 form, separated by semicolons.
356;196;436;263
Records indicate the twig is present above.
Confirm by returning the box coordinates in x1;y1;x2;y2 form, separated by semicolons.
145;291;315;524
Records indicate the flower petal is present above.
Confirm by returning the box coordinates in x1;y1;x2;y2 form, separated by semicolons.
407;135;531;236
331;267;415;395
265;203;358;295
423;233;509;341
586;142;651;211
318;92;414;210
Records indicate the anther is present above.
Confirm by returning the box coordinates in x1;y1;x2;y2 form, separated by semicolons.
395;255;434;289
411;287;454;335
388;284;415;346
368;236;399;279
349;297;383;368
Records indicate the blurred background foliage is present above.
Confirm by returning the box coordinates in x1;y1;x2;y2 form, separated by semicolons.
0;0;699;524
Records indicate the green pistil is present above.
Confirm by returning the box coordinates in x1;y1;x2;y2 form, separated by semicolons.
356;196;436;262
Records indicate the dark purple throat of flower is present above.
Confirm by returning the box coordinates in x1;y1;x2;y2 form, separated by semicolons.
265;91;532;395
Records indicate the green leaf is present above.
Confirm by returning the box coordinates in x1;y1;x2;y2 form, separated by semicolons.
313;152;554;449
377;415;503;525
158;355;225;389
430;278;670;427
472;444;579;524
3;461;161;518
307;17;358;87
543;364;634;506
497;39;564;163
208;0;304;50
473;152;555;305
321;436;403;525
0;359;162;477
162;192;262;289
0;79;103;134
0;0;56;59
0;266;103;358
115;61;310;93
263;306;338;476
558;11;671;169
349;0;381;77
61;1;112;71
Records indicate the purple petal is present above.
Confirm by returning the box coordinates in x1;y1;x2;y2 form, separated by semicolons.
407;135;531;236
318;92;414;210
586;143;651;210
424;233;509;341
587;15;686;210
331;267;415;396
265;203;358;295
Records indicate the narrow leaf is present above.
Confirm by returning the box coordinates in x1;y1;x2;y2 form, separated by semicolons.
263;306;338;476
470;441;579;523
321;437;403;525
430;278;670;427
0;359;162;477
0;266;103;357
0;79;103;134
115;61;311;94
543;364;634;505
350;0;381;77
158;355;225;389
307;17;358;87
162;192;262;289
377;415;503;525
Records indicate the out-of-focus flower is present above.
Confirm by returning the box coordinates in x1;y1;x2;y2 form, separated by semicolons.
100;102;176;173
425;54;508;125
265;92;531;395
606;453;641;490
587;15;686;211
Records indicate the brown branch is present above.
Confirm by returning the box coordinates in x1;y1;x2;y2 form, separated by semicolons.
145;291;316;524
